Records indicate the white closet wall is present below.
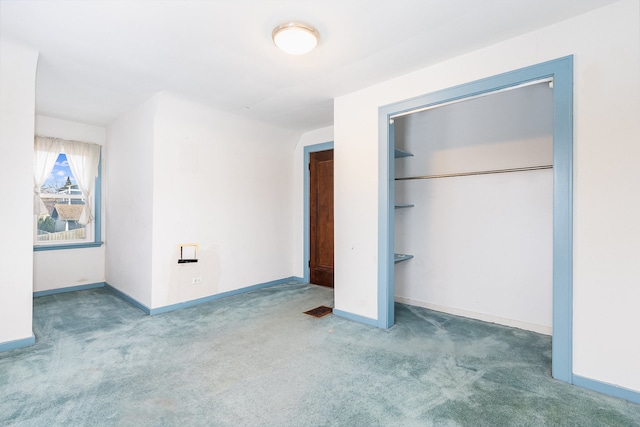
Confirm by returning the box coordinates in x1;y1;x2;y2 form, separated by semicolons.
394;83;553;334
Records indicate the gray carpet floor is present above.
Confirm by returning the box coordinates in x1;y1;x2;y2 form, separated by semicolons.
1;281;639;426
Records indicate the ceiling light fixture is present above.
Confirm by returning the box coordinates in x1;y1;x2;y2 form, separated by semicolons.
272;22;319;55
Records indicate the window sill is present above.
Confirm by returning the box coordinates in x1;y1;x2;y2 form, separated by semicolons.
33;242;104;252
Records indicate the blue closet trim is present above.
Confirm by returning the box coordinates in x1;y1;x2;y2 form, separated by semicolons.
377;56;574;384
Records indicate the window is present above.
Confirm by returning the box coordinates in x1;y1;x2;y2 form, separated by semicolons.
34;137;101;249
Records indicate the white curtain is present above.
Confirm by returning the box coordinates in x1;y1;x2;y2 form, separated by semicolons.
34;136;63;215
64;140;101;225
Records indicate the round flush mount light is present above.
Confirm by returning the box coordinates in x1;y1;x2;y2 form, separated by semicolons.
272;22;319;55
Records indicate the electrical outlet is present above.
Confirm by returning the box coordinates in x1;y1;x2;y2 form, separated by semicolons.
192;277;202;284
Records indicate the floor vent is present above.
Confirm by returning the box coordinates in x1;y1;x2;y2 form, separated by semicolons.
304;305;333;318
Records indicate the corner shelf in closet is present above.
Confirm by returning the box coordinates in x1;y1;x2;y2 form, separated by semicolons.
394;147;414;263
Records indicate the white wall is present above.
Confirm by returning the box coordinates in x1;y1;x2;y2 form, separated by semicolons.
33;116;106;292
0;39;38;344
334;0;640;392
107;92;300;310
105;95;159;307
394;83;554;334
149;93;300;308
292;126;334;279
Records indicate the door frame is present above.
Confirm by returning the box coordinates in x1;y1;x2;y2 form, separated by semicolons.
304;141;334;283
378;56;573;383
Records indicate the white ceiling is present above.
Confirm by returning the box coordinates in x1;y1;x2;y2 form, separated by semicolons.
0;0;620;133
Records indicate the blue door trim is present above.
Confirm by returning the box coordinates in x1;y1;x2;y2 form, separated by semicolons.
303;141;334;283
378;56;574;383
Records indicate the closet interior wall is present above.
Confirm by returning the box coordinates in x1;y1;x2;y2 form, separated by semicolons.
394;82;554;334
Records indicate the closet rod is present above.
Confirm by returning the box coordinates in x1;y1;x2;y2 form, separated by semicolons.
395;164;552;181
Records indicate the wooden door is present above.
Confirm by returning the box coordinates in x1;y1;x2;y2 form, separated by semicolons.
310;149;334;287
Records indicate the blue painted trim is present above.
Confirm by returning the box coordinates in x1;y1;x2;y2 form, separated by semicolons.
34;242;103;251
33;282;105;297
106;277;301;316
94;154;102;243
377;118;395;329
333;309;378;327
378;56;574;382
34;150;103;251
303;141;334;283
0;335;36;353
550;56;574;384
149;276;300;315
573;375;640;404
104;283;151;314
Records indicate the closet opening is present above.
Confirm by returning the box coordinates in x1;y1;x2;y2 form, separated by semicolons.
378;56;573;383
393;79;554;334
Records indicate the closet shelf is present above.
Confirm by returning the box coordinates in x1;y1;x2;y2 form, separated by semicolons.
394;147;413;264
394;148;414;159
394;253;414;263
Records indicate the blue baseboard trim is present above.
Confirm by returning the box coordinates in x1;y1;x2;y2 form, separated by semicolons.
333;308;378;327
573;375;640;404
148;276;301;315
106;277;303;316
0;335;36;353
104;283;152;315
33;282;105;298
